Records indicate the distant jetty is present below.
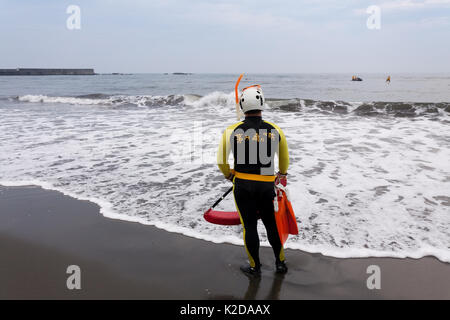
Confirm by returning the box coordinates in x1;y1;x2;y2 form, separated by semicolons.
0;68;95;76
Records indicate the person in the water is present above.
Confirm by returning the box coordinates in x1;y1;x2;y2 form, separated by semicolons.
386;75;391;83
217;84;289;276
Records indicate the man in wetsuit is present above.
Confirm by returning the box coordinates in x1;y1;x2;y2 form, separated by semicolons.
217;84;289;276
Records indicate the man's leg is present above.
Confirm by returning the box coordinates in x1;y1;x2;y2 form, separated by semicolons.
258;185;285;264
233;180;260;268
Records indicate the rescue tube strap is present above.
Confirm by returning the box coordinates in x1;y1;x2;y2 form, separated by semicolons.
233;170;276;182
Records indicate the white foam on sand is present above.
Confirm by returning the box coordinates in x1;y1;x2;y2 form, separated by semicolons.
1;91;450;263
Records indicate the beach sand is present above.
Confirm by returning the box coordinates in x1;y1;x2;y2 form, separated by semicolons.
0;185;449;300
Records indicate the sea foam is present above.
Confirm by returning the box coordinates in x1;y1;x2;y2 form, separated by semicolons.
1;91;450;263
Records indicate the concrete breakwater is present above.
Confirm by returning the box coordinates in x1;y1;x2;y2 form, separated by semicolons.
0;68;95;76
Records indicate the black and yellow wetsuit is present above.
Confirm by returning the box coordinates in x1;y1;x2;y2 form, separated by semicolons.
217;116;289;268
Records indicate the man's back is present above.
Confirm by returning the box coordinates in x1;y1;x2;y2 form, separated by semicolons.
217;115;289;179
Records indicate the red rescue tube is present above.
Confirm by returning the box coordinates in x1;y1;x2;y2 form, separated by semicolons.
204;208;241;226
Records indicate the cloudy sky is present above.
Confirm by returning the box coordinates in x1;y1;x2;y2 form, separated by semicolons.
0;0;449;73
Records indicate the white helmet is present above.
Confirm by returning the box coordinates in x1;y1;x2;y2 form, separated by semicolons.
239;85;265;113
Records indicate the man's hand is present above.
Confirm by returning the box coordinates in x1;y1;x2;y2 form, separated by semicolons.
275;172;287;187
226;173;235;182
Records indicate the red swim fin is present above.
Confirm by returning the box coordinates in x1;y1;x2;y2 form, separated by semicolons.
274;189;289;245
284;194;299;235
274;188;299;245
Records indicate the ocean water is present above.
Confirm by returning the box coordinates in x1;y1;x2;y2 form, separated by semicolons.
1;73;449;262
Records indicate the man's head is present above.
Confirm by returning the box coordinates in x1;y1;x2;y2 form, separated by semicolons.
239;85;265;115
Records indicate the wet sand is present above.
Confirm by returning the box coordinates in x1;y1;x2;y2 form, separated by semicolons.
0;185;449;299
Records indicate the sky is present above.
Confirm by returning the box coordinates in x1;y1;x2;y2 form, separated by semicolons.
0;0;449;73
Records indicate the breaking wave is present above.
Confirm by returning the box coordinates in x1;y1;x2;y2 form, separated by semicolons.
16;94;185;108
14;93;450;118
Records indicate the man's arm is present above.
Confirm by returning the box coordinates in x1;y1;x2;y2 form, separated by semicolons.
217;128;231;178
277;127;289;175
217;122;243;178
